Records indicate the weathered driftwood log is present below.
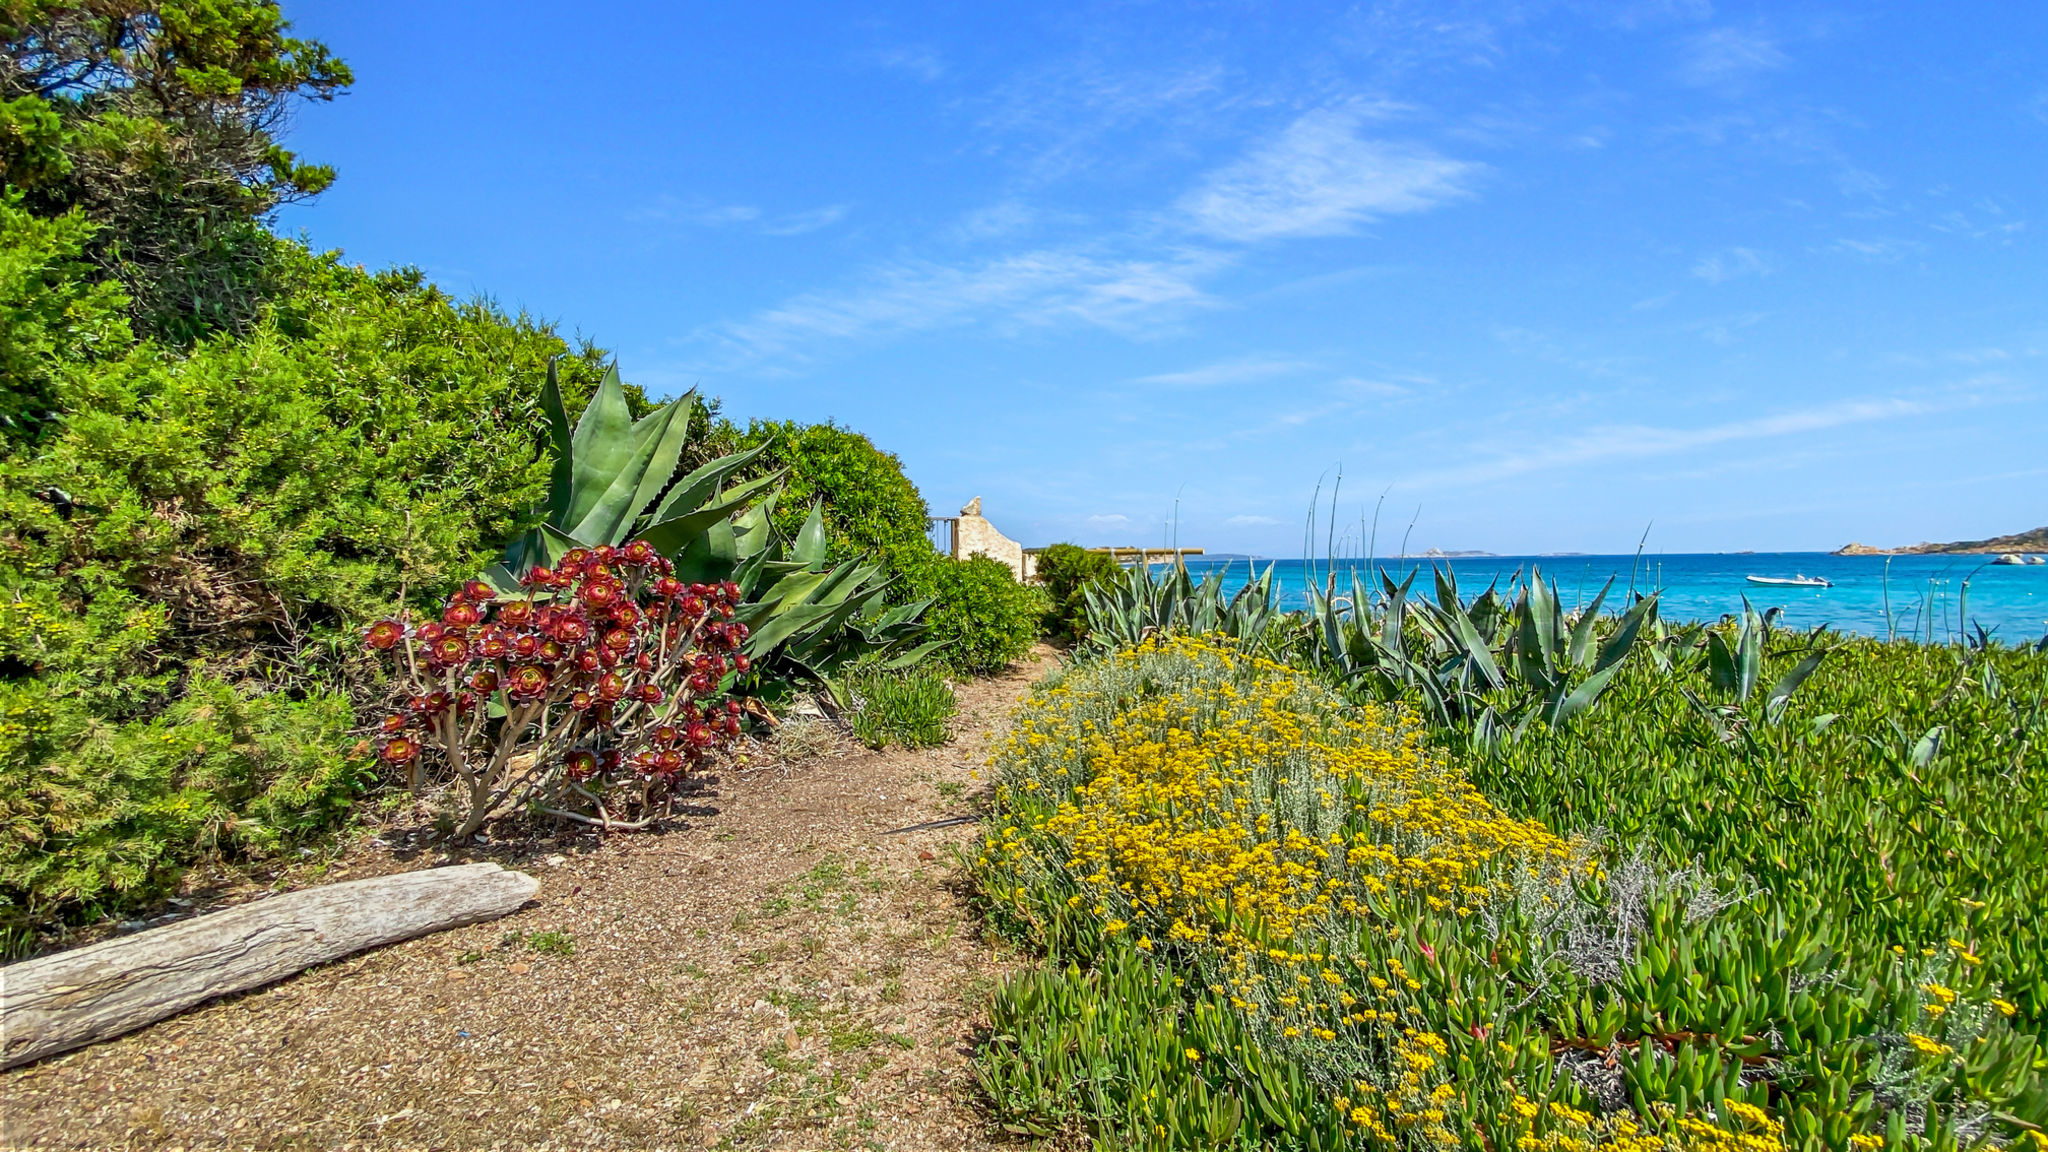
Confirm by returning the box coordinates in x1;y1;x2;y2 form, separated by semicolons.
1;862;539;1069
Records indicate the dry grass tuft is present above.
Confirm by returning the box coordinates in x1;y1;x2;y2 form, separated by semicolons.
770;713;845;764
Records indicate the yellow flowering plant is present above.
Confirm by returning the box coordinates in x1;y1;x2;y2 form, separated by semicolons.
972;635;2047;1152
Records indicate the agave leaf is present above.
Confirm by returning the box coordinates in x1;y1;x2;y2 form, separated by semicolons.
636;470;785;558
1764;649;1829;725
733;495;778;560
673;518;739;583
731;543;775;598
1550;660;1626;727
540;359;574;524
1472;706;1502;753
782;586;894;661
1381;569;1417;654
1433;566;1461;616
650;438;775;523
754;568;835;613
1910;725;1945;769
558;366;638;533
1446;602;1507;693
1680;686;1735;744
745;601;847;656
621;391;700;529
563;393;696;547
793;501;830;569
1734;597;1765;702
1515;577;1561;691
481;524;584;594
876;638;949;669
1567;577;1615;669
1706;630;1739;694
1531;571;1560;670
871;597;935;631
1592;594;1657;677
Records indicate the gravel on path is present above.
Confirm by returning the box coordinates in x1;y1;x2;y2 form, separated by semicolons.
1;652;1059;1151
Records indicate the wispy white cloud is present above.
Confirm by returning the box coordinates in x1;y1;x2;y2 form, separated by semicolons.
1407;396;1933;489
1177;105;1477;243
864;45;946;82
1087;513;1131;526
948;201;1044;242
1692;247;1771;283
979;58;1231;183
703;247;1224;363
1227;514;1282;526
761;205;849;236
1931;200;2026;241
1826;237;1918;262
1678;25;1790;88
1332;375;1412;397
1135;356;1314;388
687;204;761;226
640;199;849;236
1686;310;1770;346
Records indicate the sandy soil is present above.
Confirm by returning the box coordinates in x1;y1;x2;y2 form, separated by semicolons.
0;651;1058;1152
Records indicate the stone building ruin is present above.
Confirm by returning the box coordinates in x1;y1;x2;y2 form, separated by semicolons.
933;497;1037;581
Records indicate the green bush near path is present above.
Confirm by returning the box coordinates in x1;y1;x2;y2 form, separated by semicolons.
1034;541;1122;642
0;239;619;929
903;554;1049;676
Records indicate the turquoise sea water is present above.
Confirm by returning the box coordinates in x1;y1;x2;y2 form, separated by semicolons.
1175;552;2048;644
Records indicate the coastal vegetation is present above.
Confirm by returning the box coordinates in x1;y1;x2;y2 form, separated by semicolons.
974;563;2048;1151
0;1;1044;944
5;6;2043;1151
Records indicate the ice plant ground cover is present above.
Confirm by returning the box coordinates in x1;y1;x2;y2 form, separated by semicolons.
972;636;2047;1151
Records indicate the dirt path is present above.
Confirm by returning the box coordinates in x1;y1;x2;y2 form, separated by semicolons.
1;652;1057;1152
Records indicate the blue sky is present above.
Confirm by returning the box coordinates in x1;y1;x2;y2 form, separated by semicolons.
276;1;2045;556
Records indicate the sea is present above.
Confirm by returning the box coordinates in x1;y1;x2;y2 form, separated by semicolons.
1169;552;2048;645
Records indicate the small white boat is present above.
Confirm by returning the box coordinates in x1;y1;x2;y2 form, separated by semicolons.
2029;556;2047;565
1992;553;2027;566
1746;574;1833;588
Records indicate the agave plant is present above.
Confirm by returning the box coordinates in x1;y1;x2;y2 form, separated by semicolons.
1285;564;1662;747
711;499;942;686
483;361;778;589
482;360;936;691
1080;561;1281;653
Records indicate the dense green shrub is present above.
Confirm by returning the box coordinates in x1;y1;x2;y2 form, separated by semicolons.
0;237;617;928
711;418;935;571
0;669;363;914
903;555;1047;676
1032;542;1120;641
0;193;131;442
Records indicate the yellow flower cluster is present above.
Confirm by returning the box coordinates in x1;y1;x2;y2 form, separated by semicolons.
987;635;1573;968
1510;1097;1785;1152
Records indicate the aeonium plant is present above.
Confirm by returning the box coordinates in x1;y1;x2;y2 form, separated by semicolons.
364;541;755;837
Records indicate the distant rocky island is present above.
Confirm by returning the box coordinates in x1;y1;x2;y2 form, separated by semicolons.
1835;526;2048;556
